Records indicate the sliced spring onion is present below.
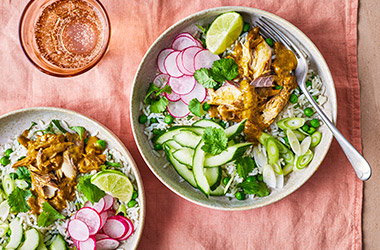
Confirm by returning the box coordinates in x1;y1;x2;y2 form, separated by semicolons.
293;130;306;141
282;163;294;176
15;180;29;190
223;173;235;194
282;149;295;164
277;118;306;130
286;129;302;156
258;132;272;145
311;131;322;147
276;174;284;189
0;201;10;221
262;164;276;188
296;150;314;169
0;223;9;237
272;162;283;175
275;140;288;154
265;138;279;165
300;136;311;155
253;146;267;168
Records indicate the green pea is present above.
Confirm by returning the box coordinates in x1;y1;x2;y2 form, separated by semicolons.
164;115;174;124
152;129;163;135
242;22;250;33
150;118;158;124
306;80;312;87
96;140;107;150
310;119;320;128
301;124;310;133
138;114;148;124
222;177;231;186
154;143;163;151
289;94;298;104
9;172;18;180
304;107;314;117
202;102;211;111
274;85;283;90
132;191;138;200
307;127;316;135
0;156;10;166
235;191;246;200
127;200;137;208
265;38;274;47
4;149;13;157
246;176;256;182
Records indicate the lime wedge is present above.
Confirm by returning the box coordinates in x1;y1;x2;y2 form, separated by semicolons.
91;170;134;203
206;12;244;54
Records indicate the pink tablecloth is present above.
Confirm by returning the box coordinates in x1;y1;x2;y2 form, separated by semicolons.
0;0;362;249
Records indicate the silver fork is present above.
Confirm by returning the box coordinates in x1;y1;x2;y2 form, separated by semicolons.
256;17;372;181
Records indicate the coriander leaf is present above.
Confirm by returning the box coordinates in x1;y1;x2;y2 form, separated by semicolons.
37;202;65;227
211;58;239;82
188;99;205;117
156;84;172;96
77;175;106;203
16;166;31;183
28;121;37;131
8;187;32;213
52;120;67;133
70;126;86;140
105;161;121;168
201;127;228;155
150;97;169;113
236;157;256;179
238;178;270;197
196;24;207;33
194;68;219;88
144;83;160;104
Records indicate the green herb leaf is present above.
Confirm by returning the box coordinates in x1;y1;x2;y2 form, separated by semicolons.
28;122;37;131
52;120;67;133
236;157;256;179
194;68;219;88
70;126;86;140
188;98;206;117
105;161;121;168
144;83;160;104
37;202;65;227
238;178;270;197
77;175;106;203
150;96;169;113
156;84;172;96
201;127;228;155
36;122;55;135
16;166;31;183
211;58;239;82
7;187;32;213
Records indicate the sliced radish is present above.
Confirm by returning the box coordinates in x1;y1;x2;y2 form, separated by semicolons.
103;195;114;211
174;32;196;41
107;210;115;218
176;51;192;75
99;211;109;230
157;48;174;74
102;217;128;240
182;46;203;74
68;219;90;242
79;236;96;250
164;88;181;102
96;238;120;250
95;233;109;240
181;83;207;104
114;216;134;241
194;50;220;70
172;35;199;51
164;51;183;78
153;73;169;88
169;75;196;95
84;198;105;213
167;100;190;118
75;207;101;235
194;39;203;48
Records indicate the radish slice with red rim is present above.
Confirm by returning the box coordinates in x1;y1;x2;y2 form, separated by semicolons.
157;48;174;74
194;50;220;70
102;217;128;240
84;198;105;213
78;236;96;250
169;75;196;95
176;51;192;75
114;216;134;241
182;46;203;74
153;74;169;88
96;238;120;250
68;219;90;242
174;32;196;41
95;233;109;240
164;89;181;102
103;195;114;211
172;36;199;51
75;207;102;235
99;211;109;230
167;100;190;118
181;83;207;105
164;51;184;78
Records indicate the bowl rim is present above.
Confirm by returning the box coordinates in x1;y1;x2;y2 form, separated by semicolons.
130;6;337;211
0;106;146;249
18;0;111;78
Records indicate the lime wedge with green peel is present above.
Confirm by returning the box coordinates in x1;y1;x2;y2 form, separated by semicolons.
91;170;134;203
206;12;244;54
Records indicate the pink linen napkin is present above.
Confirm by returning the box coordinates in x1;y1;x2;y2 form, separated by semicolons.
0;0;362;249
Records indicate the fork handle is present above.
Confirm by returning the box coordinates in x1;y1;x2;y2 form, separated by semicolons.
300;86;372;181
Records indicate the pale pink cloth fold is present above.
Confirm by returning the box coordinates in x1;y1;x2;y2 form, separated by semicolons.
0;0;362;249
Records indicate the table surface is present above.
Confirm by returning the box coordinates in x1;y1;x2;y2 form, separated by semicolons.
358;0;380;248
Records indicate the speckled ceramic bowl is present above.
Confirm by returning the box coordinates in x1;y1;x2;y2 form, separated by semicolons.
131;7;337;210
0;107;145;249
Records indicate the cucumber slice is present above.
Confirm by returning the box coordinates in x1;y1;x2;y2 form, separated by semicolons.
192;119;223;129
277;117;305;130
204;167;221;191
49;234;67;250
5;218;23;249
225;119;246;138
210;185;225;196
164;145;197;187
173;148;194;167
192;141;210;196
173;130;202;148
0;223;9;237
2;174;15;196
19;228;40;250
156;126;204;144
163;139;182;150
204;142;252;167
0;200;10;221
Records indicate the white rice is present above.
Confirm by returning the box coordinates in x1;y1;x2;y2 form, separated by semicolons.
0;121;140;246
